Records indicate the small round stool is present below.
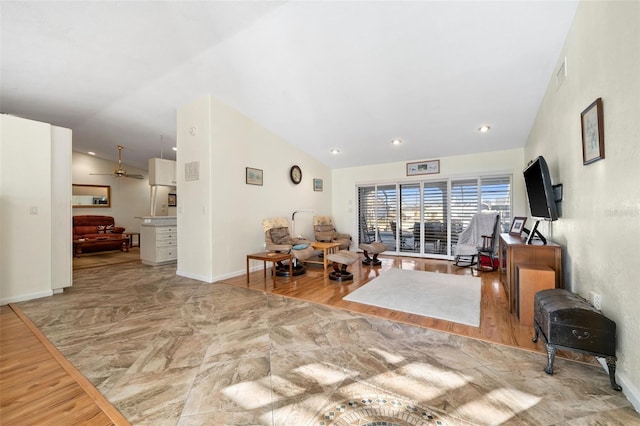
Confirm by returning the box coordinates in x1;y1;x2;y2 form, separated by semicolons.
359;242;386;266
326;250;360;282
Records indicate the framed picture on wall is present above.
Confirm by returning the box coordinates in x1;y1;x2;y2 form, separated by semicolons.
581;97;605;165
406;159;440;176
246;167;263;186
313;178;323;192
168;193;177;207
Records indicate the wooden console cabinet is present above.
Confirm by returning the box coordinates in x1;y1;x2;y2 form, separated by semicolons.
499;233;562;313
517;264;555;326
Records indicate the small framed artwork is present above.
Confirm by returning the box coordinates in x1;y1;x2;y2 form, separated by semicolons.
313;178;323;192
509;216;527;236
407;159;440;176
246;167;263;186
168;193;177;207
581;97;605;165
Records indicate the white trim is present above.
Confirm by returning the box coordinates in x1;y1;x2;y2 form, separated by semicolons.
597;358;640;412
1;290;53;305
176;269;214;283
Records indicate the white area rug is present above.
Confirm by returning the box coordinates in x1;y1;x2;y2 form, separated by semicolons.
344;269;481;327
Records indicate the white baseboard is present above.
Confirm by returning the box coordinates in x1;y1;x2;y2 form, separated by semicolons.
175;267;253;285
175;269;214;283
1;290;53;305
597;358;640;412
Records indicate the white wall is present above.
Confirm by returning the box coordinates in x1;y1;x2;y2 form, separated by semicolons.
51;126;73;292
176;95;214;282
331;149;527;242
1;115;72;303
525;1;640;409
72;152;175;233
176;95;332;282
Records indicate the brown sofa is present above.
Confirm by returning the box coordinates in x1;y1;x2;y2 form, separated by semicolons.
72;215;126;254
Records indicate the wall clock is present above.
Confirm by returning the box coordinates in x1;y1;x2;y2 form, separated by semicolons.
290;165;302;184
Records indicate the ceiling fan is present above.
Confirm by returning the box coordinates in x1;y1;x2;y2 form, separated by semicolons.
91;145;144;180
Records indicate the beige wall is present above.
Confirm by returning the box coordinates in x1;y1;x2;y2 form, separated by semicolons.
176;95;333;283
331;148;527;243
1;115;72;303
72;152;175;233
525;1;640;409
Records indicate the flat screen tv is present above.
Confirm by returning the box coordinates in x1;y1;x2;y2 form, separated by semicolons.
523;156;558;244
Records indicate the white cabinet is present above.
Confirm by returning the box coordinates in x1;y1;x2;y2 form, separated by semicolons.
148;158;176;186
140;216;177;266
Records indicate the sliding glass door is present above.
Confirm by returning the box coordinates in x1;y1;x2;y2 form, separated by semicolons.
420;181;448;255
357;174;511;258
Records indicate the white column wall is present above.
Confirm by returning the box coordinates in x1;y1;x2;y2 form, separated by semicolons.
51;126;73;292
1;115;54;303
176;95;214;282
524;1;640;409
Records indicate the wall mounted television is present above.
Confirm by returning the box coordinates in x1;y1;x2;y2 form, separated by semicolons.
523;156;559;244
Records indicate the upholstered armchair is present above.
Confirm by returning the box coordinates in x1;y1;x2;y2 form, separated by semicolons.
262;217;320;276
313;216;351;250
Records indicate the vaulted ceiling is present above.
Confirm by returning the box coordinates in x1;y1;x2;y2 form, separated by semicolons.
1;1;578;170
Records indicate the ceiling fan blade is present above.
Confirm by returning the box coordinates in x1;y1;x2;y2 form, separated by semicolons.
88;146;144;180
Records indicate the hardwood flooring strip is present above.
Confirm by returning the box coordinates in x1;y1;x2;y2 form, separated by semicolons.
4;304;130;426
230;255;595;364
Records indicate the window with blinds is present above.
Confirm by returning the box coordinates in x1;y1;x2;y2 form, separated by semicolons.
450;178;478;250
480;176;512;233
422;182;448;255
357;174;511;258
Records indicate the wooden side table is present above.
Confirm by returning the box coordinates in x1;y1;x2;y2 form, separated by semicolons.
246;252;292;287
123;232;140;248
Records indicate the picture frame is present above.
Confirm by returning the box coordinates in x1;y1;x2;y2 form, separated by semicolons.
246;167;263;186
509;216;527;236
580;98;605;165
313;178;323;192
406;159;440;176
167;193;177;207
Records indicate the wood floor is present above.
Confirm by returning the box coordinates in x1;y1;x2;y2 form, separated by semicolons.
0;304;129;426
231;254;587;358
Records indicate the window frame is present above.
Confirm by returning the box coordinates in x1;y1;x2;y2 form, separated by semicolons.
356;174;512;258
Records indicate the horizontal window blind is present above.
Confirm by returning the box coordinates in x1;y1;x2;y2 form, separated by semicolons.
357;174;511;257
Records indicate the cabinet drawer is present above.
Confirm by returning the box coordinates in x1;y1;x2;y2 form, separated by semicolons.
156;233;177;242
156;239;176;248
156;227;176;235
157;246;177;261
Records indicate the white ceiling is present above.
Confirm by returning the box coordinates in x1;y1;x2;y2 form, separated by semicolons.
1;1;578;171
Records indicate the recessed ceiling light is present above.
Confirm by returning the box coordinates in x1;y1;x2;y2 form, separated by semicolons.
478;125;491;133
330;149;340;154
172;146;177;151
391;139;403;145
88;151;96;156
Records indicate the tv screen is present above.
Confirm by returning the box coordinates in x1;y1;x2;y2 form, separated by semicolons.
523;156;558;221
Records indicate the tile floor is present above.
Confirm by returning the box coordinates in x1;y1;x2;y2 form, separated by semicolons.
16;261;640;425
